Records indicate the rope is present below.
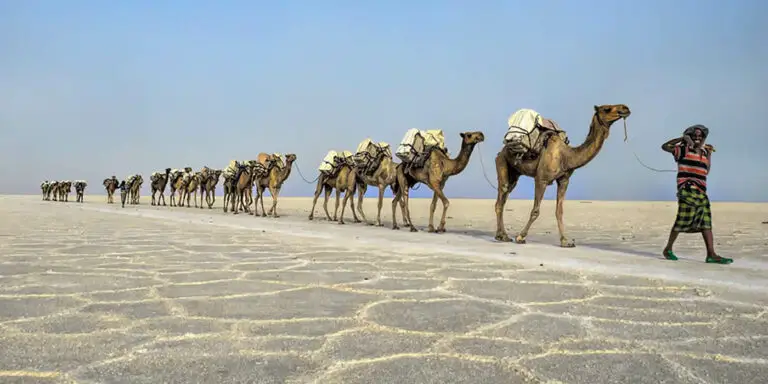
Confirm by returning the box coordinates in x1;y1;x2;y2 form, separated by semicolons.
622;118;676;173
476;144;498;190
292;163;319;184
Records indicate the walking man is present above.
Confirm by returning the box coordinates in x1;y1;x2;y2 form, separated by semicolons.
660;124;732;264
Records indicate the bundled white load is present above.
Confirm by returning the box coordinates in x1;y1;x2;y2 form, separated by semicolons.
378;142;392;158
396;129;446;163
272;153;285;168
318;150;338;173
126;175;136;184
356;138;375;155
503;108;543;153
337;150;353;163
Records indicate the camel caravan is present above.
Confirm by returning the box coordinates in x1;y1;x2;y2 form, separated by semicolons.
45;104;630;247
41;180;87;203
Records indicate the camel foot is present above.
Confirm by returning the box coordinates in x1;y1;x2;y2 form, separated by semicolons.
332;216;337;221
410;226;418;232
436;227;446;233
248;212;254;215
427;225;436;233
353;219;361;223
366;222;375;226
273;215;280;218
494;233;512;242
376;223;384;227
151;202;155;206
515;235;527;244
262;214;268;217
308;215;314;220
339;221;345;225
392;225;399;230
560;238;576;248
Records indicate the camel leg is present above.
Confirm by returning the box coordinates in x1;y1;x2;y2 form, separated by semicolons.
435;182;450;233
231;189;239;214
555;175;575;248
268;186;281;218
339;189;351;225
391;190;401;230
160;189;166;206
322;187;333;220
333;189;341;222
427;191;439;232
356;184;369;225
308;181;323;220
259;186;268;217
516;180;548;244
193;190;198;208
375;185;386;227
494;173;520;242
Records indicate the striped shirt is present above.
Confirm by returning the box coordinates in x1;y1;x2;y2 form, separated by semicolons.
673;144;710;191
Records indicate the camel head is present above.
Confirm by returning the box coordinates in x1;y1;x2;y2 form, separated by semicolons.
593;104;631;127
459;131;486;146
165;168;171;175
283;153;297;166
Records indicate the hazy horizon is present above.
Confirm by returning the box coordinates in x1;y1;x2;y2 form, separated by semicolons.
2;0;766;202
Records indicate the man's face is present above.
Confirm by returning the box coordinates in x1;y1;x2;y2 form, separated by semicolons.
691;129;704;146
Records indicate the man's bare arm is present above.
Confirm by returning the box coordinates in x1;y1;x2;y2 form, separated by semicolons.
661;137;685;153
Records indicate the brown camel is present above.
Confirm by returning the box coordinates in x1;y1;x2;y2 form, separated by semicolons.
183;172;202;208
393;131;486;233
58;181;72;202
170;170;189;207
309;155;360;224
150;168;171;206
74;180;87;203
351;147;401;227
253;154;296;218
128;175;143;204
102;177;118;203
494;104;631;247
199;169;222;209
222;173;235;212
230;162;261;215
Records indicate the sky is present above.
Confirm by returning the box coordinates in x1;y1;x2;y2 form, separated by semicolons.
1;0;766;202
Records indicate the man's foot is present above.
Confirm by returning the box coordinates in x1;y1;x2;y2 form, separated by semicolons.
706;255;733;264
663;249;678;261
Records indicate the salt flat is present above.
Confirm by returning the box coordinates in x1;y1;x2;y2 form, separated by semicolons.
1;194;767;384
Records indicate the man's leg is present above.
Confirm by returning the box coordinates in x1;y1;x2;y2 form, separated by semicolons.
662;230;680;260
702;229;733;264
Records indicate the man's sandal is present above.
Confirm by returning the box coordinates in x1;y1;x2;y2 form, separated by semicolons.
706;255;733;264
663;250;679;261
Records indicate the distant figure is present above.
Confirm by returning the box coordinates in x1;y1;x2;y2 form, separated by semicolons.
660;125;732;264
119;180;128;208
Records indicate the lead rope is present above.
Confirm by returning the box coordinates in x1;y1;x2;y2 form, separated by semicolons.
476;144;498;190
623;118;676;173
292;163;320;183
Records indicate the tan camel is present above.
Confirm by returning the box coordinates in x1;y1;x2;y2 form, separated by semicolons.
393;131;485;233
253;154;296;218
150;168;171;206
58;181;72;202
222;173;235;212
170;169;190;207
351;147;401;227
41;181;49;200
494;104;631;247
128;175;143;204
183;172;202;208
102;177;118;203
230;162;261;214
309;156;360;224
74;181;87;203
199;169;222;209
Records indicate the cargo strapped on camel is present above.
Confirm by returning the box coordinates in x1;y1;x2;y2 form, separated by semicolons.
396;129;447;165
503;109;568;157
272;153;285;169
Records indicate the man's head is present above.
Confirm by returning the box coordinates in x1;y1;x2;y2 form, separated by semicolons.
684;124;709;147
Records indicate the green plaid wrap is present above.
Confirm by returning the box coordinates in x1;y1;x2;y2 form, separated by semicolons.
672;184;712;233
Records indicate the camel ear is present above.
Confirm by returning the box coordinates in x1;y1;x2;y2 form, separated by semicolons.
460;132;466;139
594;105;599;112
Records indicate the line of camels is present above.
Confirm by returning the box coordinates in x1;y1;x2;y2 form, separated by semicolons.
44;105;631;248
40;180;87;203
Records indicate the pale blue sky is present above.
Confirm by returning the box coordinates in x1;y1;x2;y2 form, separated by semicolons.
1;0;766;201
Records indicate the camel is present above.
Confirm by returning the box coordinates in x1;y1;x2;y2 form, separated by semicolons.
350;146;401;227
393;131;485;233
494;104;631;247
169;168;191;207
309;155;360;224
119;181;128;208
183;172;202;208
57;181;72;202
222;173;236;212
150;168;171;206
103;177;118;204
40;180;51;200
253;154;296;218
199;169;222;209
74;181;87;203
128;175;143;204
230;162;261;215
